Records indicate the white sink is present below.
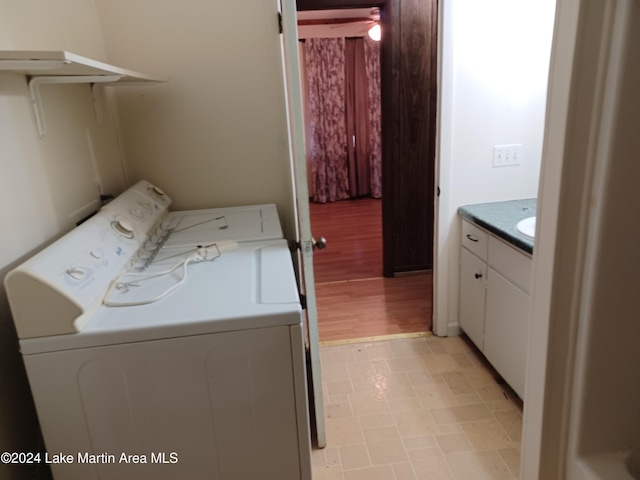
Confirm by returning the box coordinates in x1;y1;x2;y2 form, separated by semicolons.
516;216;536;239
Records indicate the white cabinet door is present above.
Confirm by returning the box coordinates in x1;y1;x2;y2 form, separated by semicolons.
459;248;487;350
485;269;530;398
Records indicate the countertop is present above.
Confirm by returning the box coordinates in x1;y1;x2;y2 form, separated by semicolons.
458;199;536;254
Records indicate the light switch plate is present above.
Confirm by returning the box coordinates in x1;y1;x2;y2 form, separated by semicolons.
493;144;523;167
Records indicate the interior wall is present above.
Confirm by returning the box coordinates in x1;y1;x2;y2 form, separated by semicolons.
0;2;127;478
436;0;556;334
94;0;298;238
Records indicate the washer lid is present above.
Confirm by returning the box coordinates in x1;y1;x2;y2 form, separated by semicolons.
20;240;302;354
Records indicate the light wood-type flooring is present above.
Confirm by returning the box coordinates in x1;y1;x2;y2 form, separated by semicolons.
309;198;432;342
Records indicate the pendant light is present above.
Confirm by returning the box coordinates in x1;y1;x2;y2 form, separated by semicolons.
368;23;381;41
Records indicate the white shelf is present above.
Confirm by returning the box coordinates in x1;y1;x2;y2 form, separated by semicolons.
0;50;165;137
0;50;163;82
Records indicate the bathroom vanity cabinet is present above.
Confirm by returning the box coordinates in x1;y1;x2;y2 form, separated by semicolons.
459;218;532;398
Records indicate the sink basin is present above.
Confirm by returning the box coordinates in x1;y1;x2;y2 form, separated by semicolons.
516;216;536;239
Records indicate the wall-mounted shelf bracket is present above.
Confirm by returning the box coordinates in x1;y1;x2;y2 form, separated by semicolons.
29;75;123;138
91;82;104;125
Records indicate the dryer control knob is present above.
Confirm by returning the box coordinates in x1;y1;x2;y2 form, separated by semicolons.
66;267;86;281
151;186;166;197
112;220;135;239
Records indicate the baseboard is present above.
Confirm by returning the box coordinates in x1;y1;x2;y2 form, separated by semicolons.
320;331;432;347
446;323;462;337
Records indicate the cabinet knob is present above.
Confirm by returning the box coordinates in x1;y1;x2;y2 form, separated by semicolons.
474;273;483;279
466;234;479;243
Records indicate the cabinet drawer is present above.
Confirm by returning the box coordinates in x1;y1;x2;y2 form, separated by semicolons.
488;237;532;293
461;220;488;261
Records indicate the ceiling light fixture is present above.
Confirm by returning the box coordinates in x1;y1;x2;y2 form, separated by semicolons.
368;23;381;42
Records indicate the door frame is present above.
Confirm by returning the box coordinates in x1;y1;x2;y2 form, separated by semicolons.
297;0;438;281
297;0;388;275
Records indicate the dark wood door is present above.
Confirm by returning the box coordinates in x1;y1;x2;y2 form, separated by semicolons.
297;0;438;276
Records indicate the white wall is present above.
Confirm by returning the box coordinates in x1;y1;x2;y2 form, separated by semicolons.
94;0;298;238
436;0;556;335
0;1;127;478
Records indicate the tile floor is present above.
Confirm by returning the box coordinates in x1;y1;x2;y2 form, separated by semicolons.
313;335;523;480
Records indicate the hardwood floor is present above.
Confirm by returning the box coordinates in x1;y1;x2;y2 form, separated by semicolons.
310;198;383;284
310;198;433;342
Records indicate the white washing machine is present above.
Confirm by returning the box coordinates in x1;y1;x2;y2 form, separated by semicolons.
5;182;311;480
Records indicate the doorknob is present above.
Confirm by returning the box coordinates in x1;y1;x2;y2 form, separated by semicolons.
289;236;327;253
313;237;327;250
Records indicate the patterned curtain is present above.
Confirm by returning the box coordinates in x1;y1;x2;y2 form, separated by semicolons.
305;38;350;204
304;37;382;203
365;37;382;198
345;38;371;198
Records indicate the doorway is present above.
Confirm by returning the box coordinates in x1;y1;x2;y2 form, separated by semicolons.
311;198;433;342
296;6;435;342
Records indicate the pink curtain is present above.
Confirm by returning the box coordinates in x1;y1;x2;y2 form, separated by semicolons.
345;38;370;197
365;37;382;198
304;37;382;203
305;38;350;203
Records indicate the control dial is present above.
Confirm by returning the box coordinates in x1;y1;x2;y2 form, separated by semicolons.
150;185;166;197
66;267;86;281
111;220;135;239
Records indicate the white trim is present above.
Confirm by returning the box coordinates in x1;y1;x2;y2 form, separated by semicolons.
446;324;462;337
520;0;581;476
433;0;455;337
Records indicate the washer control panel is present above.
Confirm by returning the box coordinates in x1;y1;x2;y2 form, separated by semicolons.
130;179;172;209
5;182;173;339
101;181;171;240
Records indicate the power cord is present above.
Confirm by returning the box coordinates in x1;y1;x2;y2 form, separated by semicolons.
103;244;220;307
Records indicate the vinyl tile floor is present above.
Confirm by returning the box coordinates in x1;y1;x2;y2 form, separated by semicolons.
312;335;523;480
